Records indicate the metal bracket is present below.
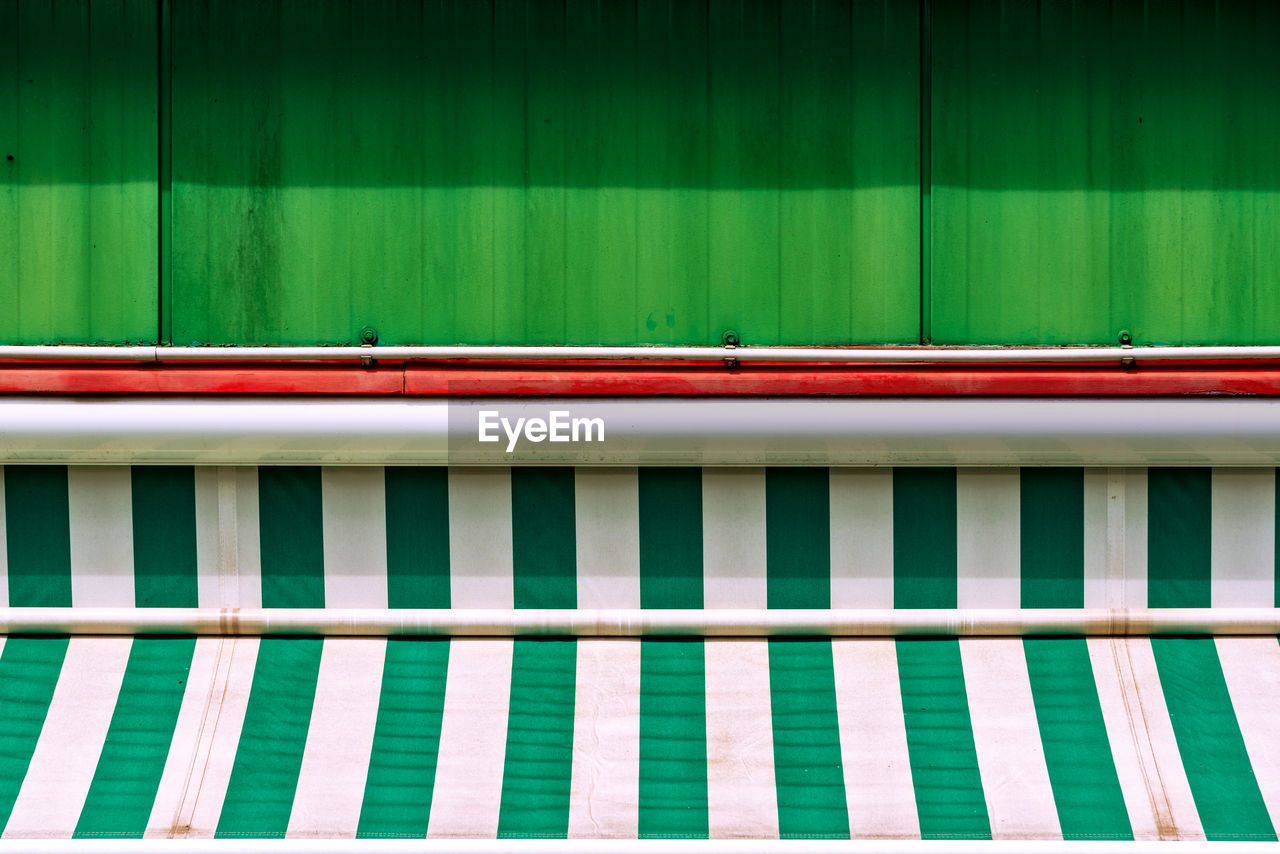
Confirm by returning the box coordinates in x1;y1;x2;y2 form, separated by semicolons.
721;329;740;369
1117;329;1135;368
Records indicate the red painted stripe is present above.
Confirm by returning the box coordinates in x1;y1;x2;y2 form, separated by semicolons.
1;363;1280;396
0;365;405;395
405;365;1280;396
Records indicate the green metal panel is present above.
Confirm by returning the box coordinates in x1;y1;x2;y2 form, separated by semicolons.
169;0;919;347
0;0;158;344
931;0;1280;346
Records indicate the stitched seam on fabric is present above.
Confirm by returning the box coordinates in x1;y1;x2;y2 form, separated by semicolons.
171;638;233;835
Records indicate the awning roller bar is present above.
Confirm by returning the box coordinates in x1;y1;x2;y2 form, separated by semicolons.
4;343;1280;364
4;607;1280;636
6;396;1280;466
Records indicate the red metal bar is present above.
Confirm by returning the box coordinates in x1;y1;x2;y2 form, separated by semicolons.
2;362;1280;396
0;365;405;395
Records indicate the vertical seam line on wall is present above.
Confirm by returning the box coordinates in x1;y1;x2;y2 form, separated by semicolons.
777;0;784;345
157;0;173;346
919;0;932;344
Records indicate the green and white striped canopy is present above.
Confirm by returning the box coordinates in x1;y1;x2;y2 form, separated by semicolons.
0;635;1276;840
0;465;1276;610
3;463;1278;842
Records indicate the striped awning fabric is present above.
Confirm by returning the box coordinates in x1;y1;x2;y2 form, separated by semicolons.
0;465;1274;610
0;635;1277;840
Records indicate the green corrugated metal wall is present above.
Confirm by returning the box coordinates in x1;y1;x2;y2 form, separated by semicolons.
0;0;157;344
170;0;920;346
931;0;1280;346
2;0;1277;347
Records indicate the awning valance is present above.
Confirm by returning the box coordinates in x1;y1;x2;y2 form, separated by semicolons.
0;465;1273;612
0;636;1275;841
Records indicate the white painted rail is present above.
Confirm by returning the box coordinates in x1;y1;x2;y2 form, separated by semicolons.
0;607;1276;637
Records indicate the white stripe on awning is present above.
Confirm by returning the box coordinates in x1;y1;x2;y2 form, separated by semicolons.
830;640;919;838
566;640;640;838
705;640;778;839
320;469;389;609
160;638;260;838
960;639;1060;839
1124;639;1206;840
427;640;513;838
447;469;514;610
702;470;767;610
1217;637;1280;831
828;469;894;610
1211;469;1276;608
232;469;263;610
1082;468;1111;610
68;467;134;608
574;468;641;610
192;468;222;609
1121;470;1149;610
147;637;224;838
956;470;1021;610
287;639;385;838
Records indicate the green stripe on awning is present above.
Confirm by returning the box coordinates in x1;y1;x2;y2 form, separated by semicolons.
639;639;707;838
768;639;847;839
766;469;830;609
511;468;576;610
130;468;198;608
1024;637;1131;840
258;468;325;609
638;468;702;609
216;638;323;837
1148;469;1212;608
1020;469;1085;609
75;638;195;838
897;638;990;839
497;639;576;837
4;466;71;607
893;469;958;609
1153;637;1275;841
384;469;451;609
0;638;66;828
357;638;450;838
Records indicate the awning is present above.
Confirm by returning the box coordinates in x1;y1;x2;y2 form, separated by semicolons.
0;464;1273;612
0;636;1276;840
1;462;1276;844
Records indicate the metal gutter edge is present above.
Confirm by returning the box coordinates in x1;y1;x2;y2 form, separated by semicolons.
3;396;1280;466
1;607;1278;637
1;842;1275;854
2;842;1277;854
5;344;1280;364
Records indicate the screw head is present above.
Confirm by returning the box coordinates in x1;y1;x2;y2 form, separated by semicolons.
1118;329;1133;346
721;329;740;347
358;326;378;346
